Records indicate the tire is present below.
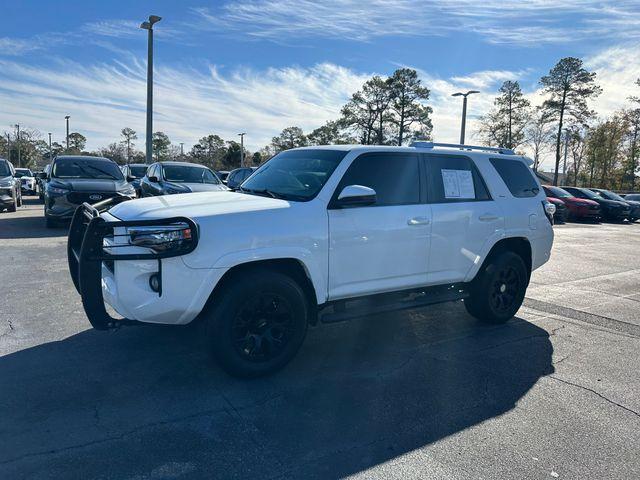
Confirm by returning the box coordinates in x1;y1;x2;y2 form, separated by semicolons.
204;269;309;378
7;193;17;212
464;251;528;324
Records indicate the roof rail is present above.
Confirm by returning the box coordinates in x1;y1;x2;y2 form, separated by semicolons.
410;141;515;155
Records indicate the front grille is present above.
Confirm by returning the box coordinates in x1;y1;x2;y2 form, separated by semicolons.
67;191;119;205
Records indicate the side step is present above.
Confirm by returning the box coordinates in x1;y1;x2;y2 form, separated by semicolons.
319;284;469;324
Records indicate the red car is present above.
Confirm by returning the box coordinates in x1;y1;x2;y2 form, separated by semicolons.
546;196;568;223
543;185;601;221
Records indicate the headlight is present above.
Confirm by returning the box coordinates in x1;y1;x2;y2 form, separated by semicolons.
47;186;69;195
127;224;193;252
120;186;136;196
0;181;12;188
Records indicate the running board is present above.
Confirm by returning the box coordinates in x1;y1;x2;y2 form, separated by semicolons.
319;284;468;324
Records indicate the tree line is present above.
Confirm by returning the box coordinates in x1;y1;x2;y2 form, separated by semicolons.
3;60;639;190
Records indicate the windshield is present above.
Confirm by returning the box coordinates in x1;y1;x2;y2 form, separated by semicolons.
575;188;600;200
52;158;124;180
595;189;625;202
0;162;11;177
545;186;572;198
240;149;348;201
15;169;33;178
625;194;640;201
128;166;148;178
163;165;220;184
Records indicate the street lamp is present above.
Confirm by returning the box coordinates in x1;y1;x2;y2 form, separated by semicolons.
65;115;70;151
48;132;52;160
140;14;162;164
15;124;21;168
451;90;480;145
238;132;246;167
179;142;184;157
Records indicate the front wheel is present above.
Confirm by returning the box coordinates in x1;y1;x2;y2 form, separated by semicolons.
464;251;528;324
204;269;309;378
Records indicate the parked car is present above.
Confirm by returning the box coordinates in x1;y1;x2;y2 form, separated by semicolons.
562;186;630;222
542;185;601;221
120;163;148;197
68;143;554;378
546;196;567;223
36;164;51;202
140;162;227;197
14;168;37;195
590;188;640;222
44;155;136;228
623;193;640;201
216;170;230;183
0;158;22;212
226;167;257;189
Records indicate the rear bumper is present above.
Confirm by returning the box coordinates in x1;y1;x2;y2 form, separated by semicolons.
67;199;204;330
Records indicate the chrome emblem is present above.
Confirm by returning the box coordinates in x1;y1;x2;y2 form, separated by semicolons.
89;194;102;201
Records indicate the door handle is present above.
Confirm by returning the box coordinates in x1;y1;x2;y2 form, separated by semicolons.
408;216;430;226
478;214;499;222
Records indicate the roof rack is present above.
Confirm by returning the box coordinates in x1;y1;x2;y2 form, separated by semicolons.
410;141;515;155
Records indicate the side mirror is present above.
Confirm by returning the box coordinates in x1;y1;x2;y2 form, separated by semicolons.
37;172;48;180
148;176;159;183
336;185;376;207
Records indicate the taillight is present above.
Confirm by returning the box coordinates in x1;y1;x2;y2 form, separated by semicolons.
542;200;555;225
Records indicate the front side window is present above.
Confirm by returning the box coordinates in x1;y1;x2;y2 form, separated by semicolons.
490;158;539;198
333;153;420;206
426;155;490;203
163;165;220;184
595;189;625;202
241;149;348;201
52;158;123;180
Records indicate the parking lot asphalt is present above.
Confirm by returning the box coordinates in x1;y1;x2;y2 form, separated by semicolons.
1;197;639;479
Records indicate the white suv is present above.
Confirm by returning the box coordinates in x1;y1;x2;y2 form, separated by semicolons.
68;142;554;377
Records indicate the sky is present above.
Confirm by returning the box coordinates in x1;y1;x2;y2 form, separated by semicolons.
1;0;639;170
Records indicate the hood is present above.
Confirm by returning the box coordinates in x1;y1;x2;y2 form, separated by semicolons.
623;199;640;208
598;198;628;207
49;178;127;192
108;191;290;221
564;197;599;206
0;175;14;185
172;182;228;193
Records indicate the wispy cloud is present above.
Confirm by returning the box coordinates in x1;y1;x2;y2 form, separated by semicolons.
191;0;640;46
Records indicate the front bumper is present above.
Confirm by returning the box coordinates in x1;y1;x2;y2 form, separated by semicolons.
67;198;202;330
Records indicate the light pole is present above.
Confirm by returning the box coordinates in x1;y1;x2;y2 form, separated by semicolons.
451;90;479;145
6;133;10;160
15;124;21;168
48;132;52;160
65;115;70;151
180;142;184;157
238;132;246;167
140;15;162;164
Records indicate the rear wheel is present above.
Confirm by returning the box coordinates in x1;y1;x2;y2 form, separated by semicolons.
464;251;528;324
204;269;309;378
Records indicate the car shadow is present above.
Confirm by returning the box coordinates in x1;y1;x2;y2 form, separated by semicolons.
0;305;553;478
0;213;68;238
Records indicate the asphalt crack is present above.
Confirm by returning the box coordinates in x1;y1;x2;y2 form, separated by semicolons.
548;375;640;419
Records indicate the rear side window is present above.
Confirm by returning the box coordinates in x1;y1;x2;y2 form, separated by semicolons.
426;155;490;203
490;158;539;198
334;153;420;206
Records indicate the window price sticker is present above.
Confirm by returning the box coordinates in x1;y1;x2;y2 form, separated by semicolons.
441;169;475;199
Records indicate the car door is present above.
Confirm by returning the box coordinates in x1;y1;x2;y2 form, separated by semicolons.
425;154;503;285
327;152;431;300
141;164;157;196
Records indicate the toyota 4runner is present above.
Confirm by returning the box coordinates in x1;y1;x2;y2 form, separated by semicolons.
68;143;554;377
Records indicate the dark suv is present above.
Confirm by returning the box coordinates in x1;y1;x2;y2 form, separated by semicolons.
0;158;22;212
44;155;136;227
590;188;640;222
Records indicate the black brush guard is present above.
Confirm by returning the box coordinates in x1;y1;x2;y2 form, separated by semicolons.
67;197;199;330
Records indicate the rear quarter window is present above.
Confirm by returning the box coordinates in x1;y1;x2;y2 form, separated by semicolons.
490;158;540;198
425;154;491;203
